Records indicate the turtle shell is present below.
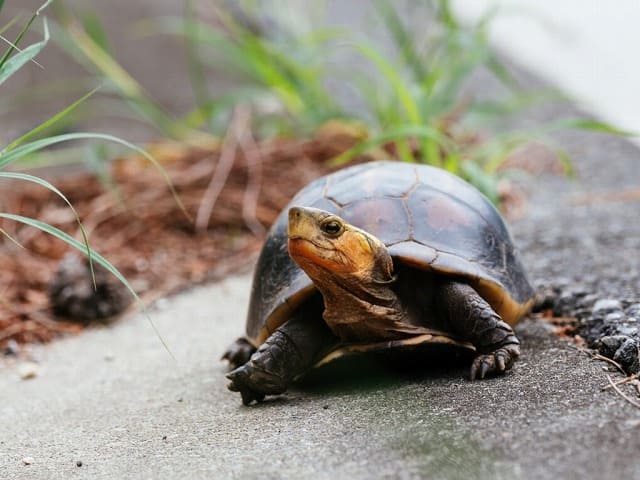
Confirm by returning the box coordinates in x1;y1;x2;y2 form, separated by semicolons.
246;161;535;348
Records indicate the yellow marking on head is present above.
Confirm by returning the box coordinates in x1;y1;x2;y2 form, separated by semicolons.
287;206;390;278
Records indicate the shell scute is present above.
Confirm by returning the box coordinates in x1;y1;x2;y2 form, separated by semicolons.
342;197;410;246
327;163;415;204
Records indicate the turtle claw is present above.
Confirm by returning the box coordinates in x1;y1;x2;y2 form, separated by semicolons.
470;344;520;380
226;362;287;405
240;389;265;406
227;379;266;406
495;351;507;372
227;381;265;406
226;367;266;406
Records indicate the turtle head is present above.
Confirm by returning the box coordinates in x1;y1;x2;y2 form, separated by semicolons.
287;207;393;283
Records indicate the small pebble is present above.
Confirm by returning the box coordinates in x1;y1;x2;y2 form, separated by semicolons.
593;299;623;314
22;457;34;465
323;405;329;410
613;339;640;374
18;362;40;380
618;326;639;337
626;304;640;317
604;311;626;323
130;278;150;293
76;461;83;467
134;258;149;272
625;418;640;428
4;339;19;356
154;298;170;311
595;335;629;358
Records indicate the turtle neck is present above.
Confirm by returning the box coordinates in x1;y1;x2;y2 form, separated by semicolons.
311;271;430;342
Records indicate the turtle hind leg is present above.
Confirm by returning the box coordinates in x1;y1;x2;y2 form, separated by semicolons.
437;281;520;380
226;313;337;405
222;337;256;370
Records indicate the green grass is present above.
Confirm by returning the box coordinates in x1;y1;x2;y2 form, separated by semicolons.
0;1;175;354
43;0;631;204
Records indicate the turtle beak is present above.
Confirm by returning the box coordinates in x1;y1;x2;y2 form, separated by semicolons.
288;207;318;264
287;206;336;263
288;206;323;239
287;206;304;237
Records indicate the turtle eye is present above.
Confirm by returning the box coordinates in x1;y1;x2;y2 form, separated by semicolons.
320;220;343;237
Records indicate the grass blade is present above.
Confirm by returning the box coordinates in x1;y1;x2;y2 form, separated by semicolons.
62;23;141;98
353;41;422;125
150;13;339;129
54;9;205;142
0;132;191;222
437;0;460;31
0;226;23;249
485;54;519;92
0;18;49;86
330;125;452;165
0;13;22;36
0;171;95;285
373;0;426;80
80;10;110;53
544;118;636;136
183;0;210;108
0;213;174;359
0;0;52;69
460;160;499;205
2;86;101;153
554;148;574;176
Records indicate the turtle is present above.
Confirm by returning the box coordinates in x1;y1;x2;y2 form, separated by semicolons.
223;161;535;405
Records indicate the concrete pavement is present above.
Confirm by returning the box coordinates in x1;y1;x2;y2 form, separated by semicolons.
2;271;640;479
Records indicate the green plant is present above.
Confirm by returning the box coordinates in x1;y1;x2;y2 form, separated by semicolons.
0;2;96;260
50;0;345;139
332;0;633;201
0;1;176;353
50;0;629;204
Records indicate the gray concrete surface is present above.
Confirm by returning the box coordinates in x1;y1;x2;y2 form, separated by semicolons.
1;274;639;480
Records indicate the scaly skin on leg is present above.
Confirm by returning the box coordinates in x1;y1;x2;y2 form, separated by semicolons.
437;281;521;380
226;313;338;405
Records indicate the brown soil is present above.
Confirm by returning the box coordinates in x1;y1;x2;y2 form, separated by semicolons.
0;127;361;348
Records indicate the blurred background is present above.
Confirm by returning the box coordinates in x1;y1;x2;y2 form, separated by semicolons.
3;0;638;145
453;0;640;143
1;0;393;144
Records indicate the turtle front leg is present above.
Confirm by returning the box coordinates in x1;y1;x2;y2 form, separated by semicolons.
437;281;520;380
226;313;337;405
